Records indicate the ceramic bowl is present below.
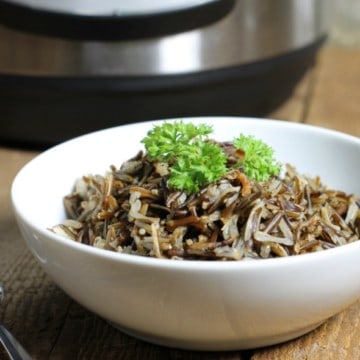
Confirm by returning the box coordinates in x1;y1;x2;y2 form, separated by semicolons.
11;117;360;350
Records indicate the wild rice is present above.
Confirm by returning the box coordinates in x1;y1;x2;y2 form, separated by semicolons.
51;149;360;260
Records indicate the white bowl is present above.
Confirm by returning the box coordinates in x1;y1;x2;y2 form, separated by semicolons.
11;117;360;351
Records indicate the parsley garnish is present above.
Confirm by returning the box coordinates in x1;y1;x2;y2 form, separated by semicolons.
141;121;212;162
142;121;226;193
168;140;227;193
141;121;281;193
233;134;281;181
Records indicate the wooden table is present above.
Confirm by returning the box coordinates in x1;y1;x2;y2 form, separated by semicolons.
1;44;359;359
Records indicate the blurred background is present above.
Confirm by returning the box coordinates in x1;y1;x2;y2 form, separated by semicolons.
0;0;359;148
330;0;360;47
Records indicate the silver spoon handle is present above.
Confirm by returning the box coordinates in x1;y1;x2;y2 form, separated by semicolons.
0;325;32;360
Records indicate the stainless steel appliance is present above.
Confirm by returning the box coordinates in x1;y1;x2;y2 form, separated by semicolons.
0;0;329;147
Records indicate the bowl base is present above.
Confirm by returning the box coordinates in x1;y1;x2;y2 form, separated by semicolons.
108;320;326;351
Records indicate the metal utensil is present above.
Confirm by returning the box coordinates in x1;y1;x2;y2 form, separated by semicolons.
0;284;32;360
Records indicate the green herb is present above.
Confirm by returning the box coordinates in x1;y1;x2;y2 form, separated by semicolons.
233;134;281;181
141;121;213;162
168;140;227;193
141;121;226;193
141;121;281;193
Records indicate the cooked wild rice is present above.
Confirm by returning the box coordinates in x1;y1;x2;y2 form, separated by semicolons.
52;149;360;260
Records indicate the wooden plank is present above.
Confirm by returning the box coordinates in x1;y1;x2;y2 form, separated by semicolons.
252;301;360;360
305;46;360;136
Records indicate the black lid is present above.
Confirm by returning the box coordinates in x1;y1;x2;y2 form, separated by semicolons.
0;0;235;40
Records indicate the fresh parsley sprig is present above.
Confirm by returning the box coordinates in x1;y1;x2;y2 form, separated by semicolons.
141;121;281;194
233;134;281;181
168;140;227;193
141;121;226;193
141;121;212;162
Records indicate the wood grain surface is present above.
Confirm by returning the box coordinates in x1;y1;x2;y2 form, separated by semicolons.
0;44;359;359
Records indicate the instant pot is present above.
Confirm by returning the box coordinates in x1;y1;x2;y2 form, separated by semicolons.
0;0;329;148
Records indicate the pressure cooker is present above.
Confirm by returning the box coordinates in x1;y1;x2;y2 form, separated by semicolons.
0;0;329;148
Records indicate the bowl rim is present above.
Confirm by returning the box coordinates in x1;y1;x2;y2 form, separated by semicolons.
11;116;360;271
